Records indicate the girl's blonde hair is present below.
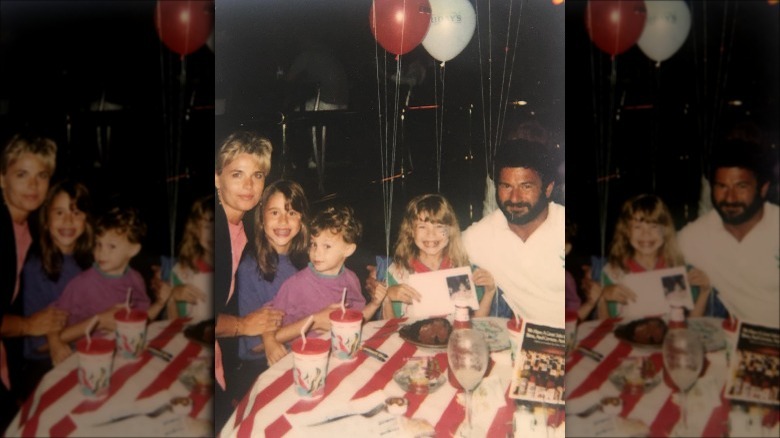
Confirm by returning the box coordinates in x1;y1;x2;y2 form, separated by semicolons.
39;180;94;280
253;180;310;281
178;194;215;272
215;131;272;176
607;194;685;272
393;194;469;271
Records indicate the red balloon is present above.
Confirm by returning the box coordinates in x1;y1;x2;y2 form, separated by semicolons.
155;0;214;57
370;0;432;56
585;0;647;56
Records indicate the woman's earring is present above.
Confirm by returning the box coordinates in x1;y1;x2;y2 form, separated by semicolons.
217;188;222;205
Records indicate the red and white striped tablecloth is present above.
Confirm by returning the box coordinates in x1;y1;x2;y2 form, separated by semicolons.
220;318;518;438
5;318;212;437
565;317;740;437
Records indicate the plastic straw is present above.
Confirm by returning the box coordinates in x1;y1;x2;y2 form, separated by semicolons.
124;287;132;317
340;287;347;318
85;316;99;350
300;315;314;351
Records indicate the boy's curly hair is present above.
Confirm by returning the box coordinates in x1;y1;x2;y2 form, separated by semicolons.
310;205;362;245
95;207;147;244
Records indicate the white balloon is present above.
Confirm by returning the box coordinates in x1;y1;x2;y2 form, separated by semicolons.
637;0;691;65
421;0;476;62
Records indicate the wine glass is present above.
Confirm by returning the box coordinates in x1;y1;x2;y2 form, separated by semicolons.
662;328;704;436
447;328;489;437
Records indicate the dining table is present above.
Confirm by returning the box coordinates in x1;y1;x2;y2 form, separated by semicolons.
4;317;213;437
219;316;556;438
565;316;780;437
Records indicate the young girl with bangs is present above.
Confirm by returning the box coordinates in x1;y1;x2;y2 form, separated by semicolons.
235;180;310;376
597;194;712;319
382;194;497;319
20;181;93;395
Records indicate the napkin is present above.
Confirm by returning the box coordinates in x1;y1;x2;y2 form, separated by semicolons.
284;391;388;429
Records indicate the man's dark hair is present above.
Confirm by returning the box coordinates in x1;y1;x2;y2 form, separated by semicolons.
708;138;771;185
494;138;557;186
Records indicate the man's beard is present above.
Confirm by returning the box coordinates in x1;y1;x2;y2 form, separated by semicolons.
713;192;764;225
499;193;549;225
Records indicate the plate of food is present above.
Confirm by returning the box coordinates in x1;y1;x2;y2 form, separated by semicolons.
399;317;452;349
608;356;662;394
393;356;447;394
614;317;667;349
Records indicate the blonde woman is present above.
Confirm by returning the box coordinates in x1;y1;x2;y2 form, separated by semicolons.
213;131;284;430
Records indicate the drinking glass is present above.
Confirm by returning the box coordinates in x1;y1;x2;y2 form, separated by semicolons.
447;328;489;437
662;328;704;435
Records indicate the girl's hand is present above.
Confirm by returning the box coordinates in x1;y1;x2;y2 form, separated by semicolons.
49;338;73;366
687;268;711;292
171;284;207;304
386;284;422;304
98;304;126;332
369;282;387;306
601;284;636;304
265;339;288;366
581;277;603;306
312;304;342;331
472;268;497;294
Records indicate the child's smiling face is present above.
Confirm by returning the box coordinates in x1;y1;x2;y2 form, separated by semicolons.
48;191;87;253
308;229;355;276
413;216;449;259
628;216;664;258
94;229;140;276
263;191;302;254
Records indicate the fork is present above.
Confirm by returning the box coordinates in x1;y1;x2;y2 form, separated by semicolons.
308;403;386;426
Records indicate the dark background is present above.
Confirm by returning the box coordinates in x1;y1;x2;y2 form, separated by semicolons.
0;0;215;259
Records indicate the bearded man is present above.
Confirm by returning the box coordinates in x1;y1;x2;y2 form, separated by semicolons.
462;139;565;326
679;139;779;328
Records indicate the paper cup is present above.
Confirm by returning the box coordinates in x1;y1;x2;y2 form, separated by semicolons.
329;309;363;361
76;337;114;398
291;338;330;399
114;309;148;359
565;310;578;358
507;318;524;365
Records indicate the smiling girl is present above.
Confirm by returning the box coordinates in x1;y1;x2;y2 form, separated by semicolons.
597;194;711;319
22;181;93;369
236;180;310;374
382;194;497;319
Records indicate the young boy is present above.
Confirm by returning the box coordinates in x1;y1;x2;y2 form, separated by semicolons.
262;205;385;365
46;207;170;362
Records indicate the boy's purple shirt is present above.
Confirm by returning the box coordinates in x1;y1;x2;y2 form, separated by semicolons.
53;264;150;327
268;263;364;335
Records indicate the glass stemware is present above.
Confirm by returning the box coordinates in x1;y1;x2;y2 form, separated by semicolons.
447;328;489;437
662;328;705;435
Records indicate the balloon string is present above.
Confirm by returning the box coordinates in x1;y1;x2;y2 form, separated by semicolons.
475;0;490;176
495;0;525;153
708;1;738;157
493;0;515;153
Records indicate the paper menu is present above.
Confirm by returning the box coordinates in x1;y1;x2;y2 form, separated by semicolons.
618;266;694;321
724;321;780;405
404;266;479;318
508;320;566;405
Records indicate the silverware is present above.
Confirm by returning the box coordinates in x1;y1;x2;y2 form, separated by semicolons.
94;403;171;426
308;403;386;426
